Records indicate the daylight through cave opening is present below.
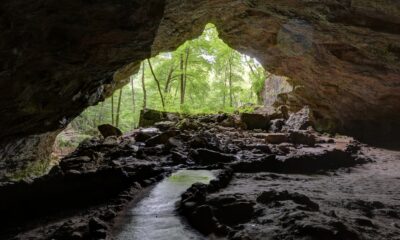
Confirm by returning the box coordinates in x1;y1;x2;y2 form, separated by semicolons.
54;23;292;158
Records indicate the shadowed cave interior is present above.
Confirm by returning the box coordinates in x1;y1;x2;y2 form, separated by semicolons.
0;1;399;240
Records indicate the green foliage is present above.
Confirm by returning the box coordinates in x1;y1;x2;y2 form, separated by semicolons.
70;23;267;134
8;157;55;181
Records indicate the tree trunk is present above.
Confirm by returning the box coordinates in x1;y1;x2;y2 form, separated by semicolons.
183;47;190;101
141;62;147;109
97;101;104;125
223;65;227;108
147;59;165;110
180;53;184;105
229;55;233;108
130;76;136;128
164;65;175;93
111;94;115;125
116;88;123;128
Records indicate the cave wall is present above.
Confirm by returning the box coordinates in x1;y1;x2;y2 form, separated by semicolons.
0;0;167;178
153;0;400;139
0;0;399;178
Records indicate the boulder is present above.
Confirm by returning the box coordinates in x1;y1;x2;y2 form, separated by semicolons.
97;124;122;138
214;200;255;225
284;106;315;131
134;128;161;142
176;119;201;131
139;109;179;127
145;130;178;147
189;205;218;234
154;121;176;131
240;113;270;130
289;131;316;146
269;118;286;132
265;133;289;144
190;148;235;165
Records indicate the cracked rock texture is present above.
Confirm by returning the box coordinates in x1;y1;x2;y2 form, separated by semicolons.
0;0;399;176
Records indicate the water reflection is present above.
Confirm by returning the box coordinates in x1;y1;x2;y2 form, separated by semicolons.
116;170;215;240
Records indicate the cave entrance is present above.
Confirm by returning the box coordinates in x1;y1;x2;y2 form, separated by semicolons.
54;23;291;157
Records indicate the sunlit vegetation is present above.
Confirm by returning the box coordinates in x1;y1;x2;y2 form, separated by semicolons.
67;23;266;136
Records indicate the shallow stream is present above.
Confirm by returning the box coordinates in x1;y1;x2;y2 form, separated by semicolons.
115;170;215;240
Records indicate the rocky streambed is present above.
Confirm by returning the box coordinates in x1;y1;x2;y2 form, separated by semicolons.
0;108;399;240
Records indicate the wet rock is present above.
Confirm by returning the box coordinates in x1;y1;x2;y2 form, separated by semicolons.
274;145;363;173
189;205;218;234
230;155;280;173
92;229;107;239
345;199;385;217
289;130;316;146
176;119;200;131
145;130;178;147
181;182;209;204
139;109;167;127
265;133;289;144
171;150;187;164
51;220;88;240
257;190;319;211
89;217;108;231
103;136;120;146
240;113;269;130
99;209;117;221
168;137;184;148
154;121;176;131
134;127;161;142
190;148;235;165
354;217;374;227
242;144;271;153
211;198;255;225
97;124;122;138
295;219;361;240
269;118;286;132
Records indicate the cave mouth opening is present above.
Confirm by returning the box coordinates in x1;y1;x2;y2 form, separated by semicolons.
52;23;291;160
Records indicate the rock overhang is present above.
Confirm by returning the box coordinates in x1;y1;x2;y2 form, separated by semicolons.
0;0;399;177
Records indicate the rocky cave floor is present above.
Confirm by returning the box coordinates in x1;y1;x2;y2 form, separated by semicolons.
1;109;399;240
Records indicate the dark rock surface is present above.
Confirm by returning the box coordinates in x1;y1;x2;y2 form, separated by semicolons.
0;110;398;240
1;0;400;177
240;112;270;130
180;148;400;240
97;124;123;138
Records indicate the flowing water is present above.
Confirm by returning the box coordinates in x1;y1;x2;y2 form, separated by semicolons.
115;170;215;240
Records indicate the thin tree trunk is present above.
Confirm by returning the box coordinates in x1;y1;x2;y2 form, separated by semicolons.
141;62;147;109
97;101;104;125
147;59;165;110
164;65;175;93
246;57;257;77
116;88;123;128
180;53;184;105
130;76;136;128
111;94;115;125
229;55;233;107
223;66;227;108
183;47;190;101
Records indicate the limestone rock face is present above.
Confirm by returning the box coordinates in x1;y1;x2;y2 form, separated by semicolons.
0;0;400;176
154;0;400;141
0;0;166;176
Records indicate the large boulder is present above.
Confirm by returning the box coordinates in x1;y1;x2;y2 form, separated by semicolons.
240;113;270;130
284;106;315;131
97;124;122;138
190;148;235;165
